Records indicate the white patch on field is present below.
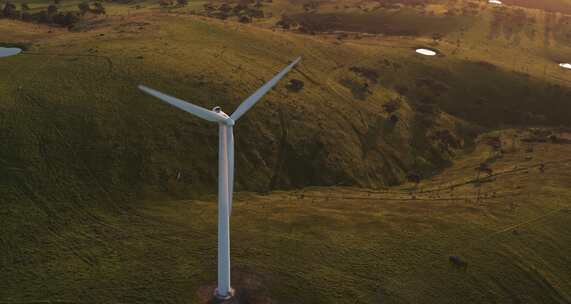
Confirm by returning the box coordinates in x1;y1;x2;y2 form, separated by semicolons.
416;48;437;56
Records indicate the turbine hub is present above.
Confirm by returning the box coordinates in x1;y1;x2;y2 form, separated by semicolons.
213;106;233;125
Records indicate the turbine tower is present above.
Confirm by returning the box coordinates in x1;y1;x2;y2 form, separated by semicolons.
138;57;301;300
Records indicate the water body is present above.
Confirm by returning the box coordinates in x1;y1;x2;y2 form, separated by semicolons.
560;63;571;70
489;0;503;5
0;47;22;58
416;48;437;56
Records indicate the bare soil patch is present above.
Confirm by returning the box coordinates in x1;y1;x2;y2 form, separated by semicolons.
196;270;274;304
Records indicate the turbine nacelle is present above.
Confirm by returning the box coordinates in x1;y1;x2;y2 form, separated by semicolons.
213;106;235;126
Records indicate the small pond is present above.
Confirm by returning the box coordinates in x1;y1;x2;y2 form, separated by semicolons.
0;47;22;58
489;0;503;5
560;63;571;70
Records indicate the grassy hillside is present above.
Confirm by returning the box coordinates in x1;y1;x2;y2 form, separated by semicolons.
1;0;571;302
0;14;467;201
1;2;571;199
2;127;570;303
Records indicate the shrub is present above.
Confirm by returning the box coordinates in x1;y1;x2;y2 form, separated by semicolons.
78;2;89;14
349;66;379;82
53;11;80;27
21;11;32;20
249;9;263;18
47;4;58;15
35;10;49;22
303;1;319;11
383;99;400;113
286;79;304;92
93;2;105;14
276;15;296;29
2;2;18;18
219;3;231;12
238;15;251;23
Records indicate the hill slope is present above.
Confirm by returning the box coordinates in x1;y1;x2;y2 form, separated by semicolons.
1;1;571;303
1;14;466;201
1;5;571;203
2;127;570;303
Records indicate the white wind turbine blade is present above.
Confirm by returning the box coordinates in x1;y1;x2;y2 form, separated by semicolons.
138;85;228;123
230;57;302;121
227;127;234;215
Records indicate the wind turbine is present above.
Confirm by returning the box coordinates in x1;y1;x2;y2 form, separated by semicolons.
138;57;301;300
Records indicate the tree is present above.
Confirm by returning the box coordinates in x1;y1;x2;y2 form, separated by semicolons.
21;3;30;11
276;15;296;29
203;3;214;11
47;4;58;15
475;162;493;177
2;2;17;18
176;0;188;6
217;3;229;12
238;15;251;23
286;79;304;92
78;1;89;14
22;11;32;20
406;172;421;190
36;10;49;22
93;2;105;14
250;9;263;18
303;1;318;11
432;32;443;42
53;11;79;26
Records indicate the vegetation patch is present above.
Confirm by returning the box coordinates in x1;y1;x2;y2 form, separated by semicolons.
0;41;31;50
503;0;571;14
197;0;265;23
339;77;372;100
0;0;106;28
284;8;471;36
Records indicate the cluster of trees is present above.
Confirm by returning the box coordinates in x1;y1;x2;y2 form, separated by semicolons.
78;1;106;14
1;0;106;28
302;1;319;12
2;1;75;26
276;15;297;29
275;15;320;34
1;1;103;27
159;0;188;8
201;0;265;23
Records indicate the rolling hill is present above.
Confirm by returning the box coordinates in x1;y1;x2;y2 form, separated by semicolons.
1;0;571;302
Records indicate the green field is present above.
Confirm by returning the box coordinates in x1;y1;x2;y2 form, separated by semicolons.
2;126;571;303
1;0;571;302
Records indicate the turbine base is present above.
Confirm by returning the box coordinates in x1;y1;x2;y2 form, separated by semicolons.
214;287;235;301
